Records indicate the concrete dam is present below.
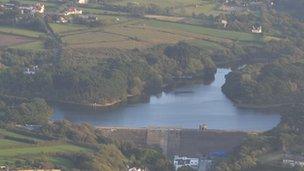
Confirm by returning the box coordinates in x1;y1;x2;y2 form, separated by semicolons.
97;127;249;157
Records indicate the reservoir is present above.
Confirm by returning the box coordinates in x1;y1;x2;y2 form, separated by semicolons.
52;69;281;131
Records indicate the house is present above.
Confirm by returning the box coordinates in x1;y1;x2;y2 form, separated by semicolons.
251;25;262;33
128;167;146;171
23;124;42;131
199;124;208;131
33;3;45;14
78;0;89;4
24;65;39;75
19;6;33;14
18;3;44;14
64;7;82;16
221;19;228;28
283;154;304;167
173;155;199;170
56;16;68;23
0;166;6;170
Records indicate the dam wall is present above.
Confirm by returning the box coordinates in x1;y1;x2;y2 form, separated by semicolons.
97;127;248;157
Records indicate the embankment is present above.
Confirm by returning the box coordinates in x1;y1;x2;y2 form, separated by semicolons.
97;127;250;157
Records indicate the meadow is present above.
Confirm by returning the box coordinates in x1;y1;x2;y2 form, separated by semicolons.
0;129;91;165
58;15;262;50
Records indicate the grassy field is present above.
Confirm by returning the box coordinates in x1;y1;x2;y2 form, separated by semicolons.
142;19;260;42
111;0;203;8
0;34;34;47
0;26;44;38
11;41;44;51
0;129;40;140
0;144;89;157
105;0;221;16
0;129;91;166
60;15;260;49
50;23;87;34
0;139;27;149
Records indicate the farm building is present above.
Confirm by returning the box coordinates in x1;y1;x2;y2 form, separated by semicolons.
64;7;82;16
251;25;262;33
173;155;199;170
78;0;89;4
283;154;304;167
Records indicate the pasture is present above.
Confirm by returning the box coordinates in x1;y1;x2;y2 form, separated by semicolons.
0;129;91;165
0;34;34;48
0;144;89;157
0;26;44;38
59;15;261;50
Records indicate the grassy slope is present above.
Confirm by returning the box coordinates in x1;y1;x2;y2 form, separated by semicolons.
0;129;90;166
143;19;260;42
0;26;43;38
0;144;89;157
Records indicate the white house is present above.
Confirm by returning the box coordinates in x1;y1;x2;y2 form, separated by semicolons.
173;155;199;170
283;155;304;167
78;0;89;4
221;19;228;28
128;167;146;171
34;3;45;14
19;3;44;14
24;65;39;75
57;16;68;23
64;7;82;16
251;25;262;33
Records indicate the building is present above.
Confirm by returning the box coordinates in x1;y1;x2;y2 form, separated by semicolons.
283;154;304;167
173;155;199;170
199;124;208;131
251;25;262;33
221;19;228;28
64;7;82;16
78;0;89;4
128;167;146;171
33;3;45;14
19;6;33;14
56;16;68;23
24;65;39;75
19;3;44;14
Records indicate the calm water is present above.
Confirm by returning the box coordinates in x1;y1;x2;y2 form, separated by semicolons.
52;69;281;131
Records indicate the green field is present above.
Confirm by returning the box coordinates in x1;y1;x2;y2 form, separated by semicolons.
50;23;87;34
0;26;44;38
0;139;27;149
0;144;89;157
0;129;91;166
0;129;42;141
11;41;44;51
111;0;203;8
143;20;260;42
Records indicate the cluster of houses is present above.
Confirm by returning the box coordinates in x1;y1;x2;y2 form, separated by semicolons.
0;0;94;24
0;2;45;15
23;65;39;75
173;155;200;170
251;25;262;33
283;154;304;168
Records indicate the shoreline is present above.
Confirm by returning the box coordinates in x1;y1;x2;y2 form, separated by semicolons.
233;102;297;110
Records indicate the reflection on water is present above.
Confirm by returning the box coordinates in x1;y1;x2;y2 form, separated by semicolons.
51;69;281;131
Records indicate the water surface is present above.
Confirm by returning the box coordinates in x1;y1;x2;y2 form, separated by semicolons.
52;69;280;131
